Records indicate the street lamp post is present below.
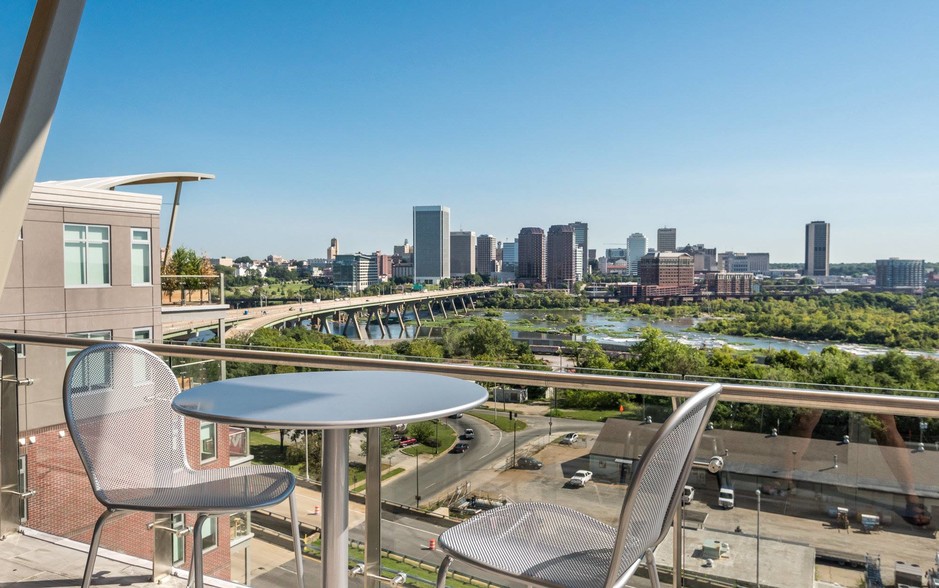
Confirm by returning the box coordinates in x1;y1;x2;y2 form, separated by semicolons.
755;489;761;588
415;452;421;508
304;430;310;482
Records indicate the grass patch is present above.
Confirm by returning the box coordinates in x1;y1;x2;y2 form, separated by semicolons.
400;421;457;456
350;467;405;493
469;409;528;432
547;408;641;422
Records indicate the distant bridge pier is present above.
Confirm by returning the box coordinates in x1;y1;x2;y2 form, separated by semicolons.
458;296;468;312
426;301;436;321
467;295;475;309
410;303;422;329
438;300;449;319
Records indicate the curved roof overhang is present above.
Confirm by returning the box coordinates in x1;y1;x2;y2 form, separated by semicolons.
39;171;215;191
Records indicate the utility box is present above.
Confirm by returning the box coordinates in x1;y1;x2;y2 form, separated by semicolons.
494;387;528;403
895;561;924;587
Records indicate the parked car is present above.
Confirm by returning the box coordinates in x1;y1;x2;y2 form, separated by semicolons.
559;432;579;445
719;487;735;509
452;442;470;453
516;456;543;470
461;428;475;440
569;470;593;487
398;438;418;447
681;485;695;505
449;413;463;419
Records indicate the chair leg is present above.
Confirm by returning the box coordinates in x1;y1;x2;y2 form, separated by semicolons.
645;549;661;588
189;514;209;588
436;555;452;588
288;492;305;588
82;509;114;588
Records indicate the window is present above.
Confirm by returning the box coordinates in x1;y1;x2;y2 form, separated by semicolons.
131;228;151;285
171;513;185;565
66;331;112;389
132;328;152;384
64;224;110;286
201;516;218;552
230;511;251;545
200;422;217;463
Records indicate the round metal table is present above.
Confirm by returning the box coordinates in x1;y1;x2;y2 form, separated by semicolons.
172;370;488;588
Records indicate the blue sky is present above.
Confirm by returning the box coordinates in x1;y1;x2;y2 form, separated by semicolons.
2;2;937;262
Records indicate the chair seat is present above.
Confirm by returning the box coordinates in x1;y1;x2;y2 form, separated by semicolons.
438;502;639;588
99;464;295;513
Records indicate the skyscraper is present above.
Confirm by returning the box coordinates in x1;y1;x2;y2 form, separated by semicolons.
876;258;924;289
804;221;830;277
501;239;518;271
627;232;647;275
547;224;576;288
413;205;450;284
570;221;589;276
476;234;497;275
517;227;546;285
326;237;338;261
657;227;677;252
449;231;476;277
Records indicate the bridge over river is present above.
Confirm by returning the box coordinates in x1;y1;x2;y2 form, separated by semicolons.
162;285;498;342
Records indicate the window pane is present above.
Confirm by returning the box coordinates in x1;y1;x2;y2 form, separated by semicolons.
132;243;150;284
132;329;151;384
64;242;85;286
200;423;216;462
63;224;85;240
201;517;217;551
87;226;109;241
172;514;185;565
132;229;149;242
86;242;110;285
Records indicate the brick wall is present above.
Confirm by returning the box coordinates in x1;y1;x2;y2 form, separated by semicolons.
21;418;232;580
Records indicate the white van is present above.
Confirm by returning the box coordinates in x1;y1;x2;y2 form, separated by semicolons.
719;487;735;509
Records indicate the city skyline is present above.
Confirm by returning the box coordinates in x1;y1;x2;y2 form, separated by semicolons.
2;3;938;261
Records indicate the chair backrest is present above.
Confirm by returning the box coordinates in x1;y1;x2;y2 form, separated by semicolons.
605;383;721;587
63;343;188;505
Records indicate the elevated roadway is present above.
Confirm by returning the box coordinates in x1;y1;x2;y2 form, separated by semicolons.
162;285;498;341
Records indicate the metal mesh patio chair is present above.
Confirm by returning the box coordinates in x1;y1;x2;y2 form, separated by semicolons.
435;383;721;588
63;343;304;588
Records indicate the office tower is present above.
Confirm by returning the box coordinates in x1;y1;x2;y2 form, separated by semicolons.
517;227;546;285
804;221;830;277
627;233;647;275
413;205;450;284
476;234;497;275
373;251;393;278
393;239;413;259
570;221;589;275
575;245;584;281
657;227;677;252
679;244;718;272
334;253;378;292
326;237;338;261
876;258;924;289
502;240;518;264
449;231;476;277
547;224;576;288
746;252;770;274
606;248;628;261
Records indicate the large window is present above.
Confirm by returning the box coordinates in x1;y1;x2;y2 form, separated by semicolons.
171;513;186;566
66;331;112;389
64;224;110;286
201;516;218;552
131;228;151;285
200;422;217;463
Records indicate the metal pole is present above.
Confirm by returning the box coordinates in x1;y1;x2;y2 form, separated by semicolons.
364;427;382;588
322;428;350;588
304;430;310;482
162;180;183;269
415;452;421;508
434;419;439;455
755;489;761;588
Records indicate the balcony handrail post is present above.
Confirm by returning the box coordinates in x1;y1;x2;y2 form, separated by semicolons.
365;427;382;588
0;345;19;538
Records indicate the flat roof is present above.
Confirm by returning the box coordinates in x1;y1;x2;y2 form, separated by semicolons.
38;171;214;191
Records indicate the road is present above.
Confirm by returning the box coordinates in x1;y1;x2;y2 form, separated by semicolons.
383;412;604;506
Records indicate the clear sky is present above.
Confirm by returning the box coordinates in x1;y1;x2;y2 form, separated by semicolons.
2;2;937;262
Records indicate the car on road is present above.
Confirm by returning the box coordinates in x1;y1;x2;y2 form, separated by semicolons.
449;413;463;419
559;432;579;445
398;438;418;447
516;456;543;470
681;485;695;505
569;470;593;487
461;428;475;440
452;442;470;453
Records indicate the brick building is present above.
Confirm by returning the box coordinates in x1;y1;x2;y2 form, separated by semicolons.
638;252;693;289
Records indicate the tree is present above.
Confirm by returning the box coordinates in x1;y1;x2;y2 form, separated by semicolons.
407;421;439;446
360;428;398;457
234;256;253;264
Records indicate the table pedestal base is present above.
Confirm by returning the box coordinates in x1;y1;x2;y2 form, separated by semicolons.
322;428;349;588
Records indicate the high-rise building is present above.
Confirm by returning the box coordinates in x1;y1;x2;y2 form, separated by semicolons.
679;244;718;272
413;205;450;284
502;239;518;264
657;227;677;252
627;233;647;275
570;221;589;276
746;253;770;274
876;258;924;289
374;251;393;278
476;234;497;275
804;221;830;277
334;253;377;292
326;237;338;261
517;227;546;285
639;252;694;288
606;248;628;261
449;231;476;277
547;224;576;288
393;239;413;259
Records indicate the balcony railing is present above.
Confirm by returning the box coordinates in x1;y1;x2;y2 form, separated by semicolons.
2;330;938;588
161;274;224;306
